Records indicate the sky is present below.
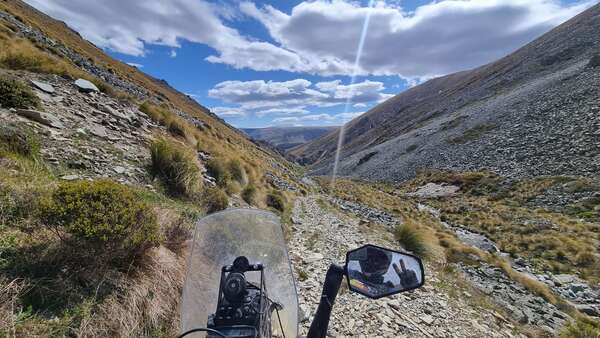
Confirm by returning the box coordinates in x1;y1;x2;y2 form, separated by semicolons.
24;0;595;128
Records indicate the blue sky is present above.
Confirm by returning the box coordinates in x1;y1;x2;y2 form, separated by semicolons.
26;0;595;128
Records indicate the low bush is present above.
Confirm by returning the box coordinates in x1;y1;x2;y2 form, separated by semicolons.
38;180;160;262
0;75;40;109
206;159;230;187
394;224;427;257
203;188;228;214
266;191;286;212
241;184;257;205
0;123;40;158
149;137;202;197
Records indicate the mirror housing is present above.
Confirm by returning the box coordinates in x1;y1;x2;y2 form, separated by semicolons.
345;244;425;299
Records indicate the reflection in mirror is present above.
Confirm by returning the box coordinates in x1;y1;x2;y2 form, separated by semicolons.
346;245;424;299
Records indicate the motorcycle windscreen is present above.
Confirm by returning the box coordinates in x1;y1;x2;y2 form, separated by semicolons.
181;209;298;338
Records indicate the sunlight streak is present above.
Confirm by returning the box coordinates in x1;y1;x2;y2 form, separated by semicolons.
331;0;375;189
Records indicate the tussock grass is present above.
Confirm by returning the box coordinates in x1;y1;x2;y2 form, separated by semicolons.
394;224;428;257
203;188;228;214
139;102;196;145
560;317;600;338
0;37;124;97
227;159;246;184
0;75;40;109
241;184;257;205
149;136;202;197
0;123;40;158
266;190;286;212
206;158;230;187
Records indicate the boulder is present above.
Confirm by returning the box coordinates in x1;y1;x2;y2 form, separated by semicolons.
31;80;55;94
575;304;599;317
74;79;99;93
15;109;64;129
552;274;576;286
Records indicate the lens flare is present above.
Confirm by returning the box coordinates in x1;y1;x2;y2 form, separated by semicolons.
331;0;375;188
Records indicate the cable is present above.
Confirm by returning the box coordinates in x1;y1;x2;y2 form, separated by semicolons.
275;307;286;338
177;328;227;338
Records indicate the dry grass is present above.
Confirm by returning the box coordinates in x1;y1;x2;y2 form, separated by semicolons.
316;176;597;329
149;136;202;197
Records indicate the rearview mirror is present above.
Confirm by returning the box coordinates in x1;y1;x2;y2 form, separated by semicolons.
345;244;425;299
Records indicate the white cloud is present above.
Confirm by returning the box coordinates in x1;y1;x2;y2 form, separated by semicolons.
208;78;391;112
241;0;594;80
211;107;247;118
23;0;303;71
271;111;364;126
26;0;593;80
256;107;310;117
170;50;177;58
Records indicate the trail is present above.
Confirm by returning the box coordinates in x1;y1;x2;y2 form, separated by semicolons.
288;195;518;337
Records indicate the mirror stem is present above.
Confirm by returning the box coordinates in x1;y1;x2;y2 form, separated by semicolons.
307;264;344;338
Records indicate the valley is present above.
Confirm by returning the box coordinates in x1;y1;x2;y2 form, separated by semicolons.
0;0;599;337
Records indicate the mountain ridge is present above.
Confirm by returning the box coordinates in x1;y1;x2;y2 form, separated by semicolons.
292;3;600;183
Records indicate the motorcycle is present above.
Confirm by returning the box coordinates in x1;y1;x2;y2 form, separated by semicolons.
179;209;425;338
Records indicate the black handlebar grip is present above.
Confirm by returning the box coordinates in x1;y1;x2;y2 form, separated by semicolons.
307;264;345;338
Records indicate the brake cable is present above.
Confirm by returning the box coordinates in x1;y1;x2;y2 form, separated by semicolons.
177;327;227;338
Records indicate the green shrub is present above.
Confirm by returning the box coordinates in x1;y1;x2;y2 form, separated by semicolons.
0;75;40;109
38;180;159;258
227;159;245;183
206;159;230;187
394;224;427;257
149;137;202;197
0;123;40;158
204;188;228;214
266;191;286;212
241;184;257;205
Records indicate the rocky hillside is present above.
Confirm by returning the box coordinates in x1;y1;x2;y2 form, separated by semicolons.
0;1;303;336
291;3;600;183
243;126;338;152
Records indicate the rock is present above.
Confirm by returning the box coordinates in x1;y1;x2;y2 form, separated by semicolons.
15;109;64;129
74;79;99;93
407;183;460;198
303;252;324;264
113;166;126;174
575;304;599;317
421;314;435;325
552;274;576;286
87;124;108;138
61;175;80;181
31;80;55;94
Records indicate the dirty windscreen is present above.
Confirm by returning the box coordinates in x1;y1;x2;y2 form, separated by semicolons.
181;209;298;337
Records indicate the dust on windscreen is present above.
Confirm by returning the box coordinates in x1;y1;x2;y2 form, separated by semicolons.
180;209;298;338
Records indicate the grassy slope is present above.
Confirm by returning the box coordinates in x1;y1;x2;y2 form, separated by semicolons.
0;0;300;196
0;1;303;336
316;173;600;335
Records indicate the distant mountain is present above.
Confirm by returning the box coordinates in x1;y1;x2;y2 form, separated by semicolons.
243;126;338;152
291;3;600;182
